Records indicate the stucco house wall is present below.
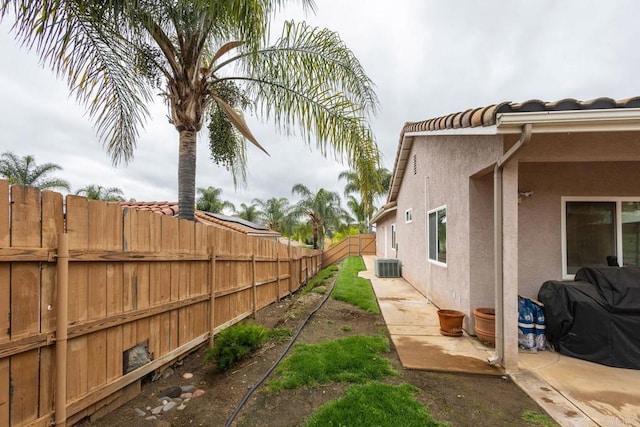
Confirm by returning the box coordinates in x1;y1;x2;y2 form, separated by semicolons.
518;160;640;298
389;134;503;329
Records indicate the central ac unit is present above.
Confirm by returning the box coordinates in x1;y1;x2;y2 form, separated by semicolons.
375;258;401;278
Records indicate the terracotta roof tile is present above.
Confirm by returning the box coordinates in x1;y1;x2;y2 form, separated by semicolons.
119;202;279;237
403;96;640;134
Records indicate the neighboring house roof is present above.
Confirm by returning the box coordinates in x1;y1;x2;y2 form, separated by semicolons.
120;201;281;238
372;96;640;225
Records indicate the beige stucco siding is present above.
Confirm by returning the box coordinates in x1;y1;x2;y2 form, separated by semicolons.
518;161;640;298
392;134;503;329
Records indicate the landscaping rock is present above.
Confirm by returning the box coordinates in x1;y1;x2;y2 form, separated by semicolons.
151;405;163;415
180;392;193;400
134;408;146;417
192;389;205;398
145;416;157;421
158;386;182;399
177;403;187;411
163;401;177;412
180;384;196;393
182;372;193;379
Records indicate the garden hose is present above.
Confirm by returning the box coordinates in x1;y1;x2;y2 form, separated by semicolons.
224;277;337;427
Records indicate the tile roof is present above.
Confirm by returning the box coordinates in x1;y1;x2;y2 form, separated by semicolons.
402;96;640;133
373;96;640;224
120;201;280;237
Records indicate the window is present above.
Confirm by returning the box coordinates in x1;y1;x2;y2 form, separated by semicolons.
391;224;397;250
405;208;413;223
428;206;447;264
563;198;640;276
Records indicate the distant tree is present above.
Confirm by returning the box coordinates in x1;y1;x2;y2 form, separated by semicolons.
339;165;391;230
253;197;294;234
291;184;345;249
196;186;235;214
345;195;367;233
75;184;125;201
0;151;70;191
236;203;260;222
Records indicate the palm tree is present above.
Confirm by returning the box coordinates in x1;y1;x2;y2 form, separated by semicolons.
291;184;344;249
3;1;380;220
75;184;125;201
0;151;70;191
236;203;259;222
253;197;293;234
339;165;391;229
196;186;235;214
345;194;367;233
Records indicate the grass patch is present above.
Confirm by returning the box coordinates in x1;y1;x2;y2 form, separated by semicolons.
264;335;397;392
522;410;557;426
205;323;291;371
332;256;380;313
302;264;339;295
341;325;352;332
304;382;447;427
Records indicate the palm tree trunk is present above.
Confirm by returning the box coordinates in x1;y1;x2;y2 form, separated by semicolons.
178;130;197;220
312;223;319;249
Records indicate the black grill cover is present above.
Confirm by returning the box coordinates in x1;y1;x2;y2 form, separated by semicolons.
538;266;640;369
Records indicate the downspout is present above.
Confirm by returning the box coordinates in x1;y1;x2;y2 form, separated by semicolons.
488;124;532;365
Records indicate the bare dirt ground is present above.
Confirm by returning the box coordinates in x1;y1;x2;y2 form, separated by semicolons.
89;287;552;427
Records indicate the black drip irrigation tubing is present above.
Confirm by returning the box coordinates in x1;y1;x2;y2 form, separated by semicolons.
224;277;337;427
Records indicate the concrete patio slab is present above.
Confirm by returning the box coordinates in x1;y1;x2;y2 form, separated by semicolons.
359;255;640;427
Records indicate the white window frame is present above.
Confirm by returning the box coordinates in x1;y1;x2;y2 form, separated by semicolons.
428;205;447;267
391;223;397;251
561;196;640;279
405;208;413;223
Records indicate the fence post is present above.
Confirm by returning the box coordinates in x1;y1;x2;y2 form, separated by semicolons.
252;254;257;316
288;247;293;296
55;233;69;426
276;250;280;301
209;246;216;345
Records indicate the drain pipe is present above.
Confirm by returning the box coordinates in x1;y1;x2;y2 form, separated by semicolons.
488;124;532;366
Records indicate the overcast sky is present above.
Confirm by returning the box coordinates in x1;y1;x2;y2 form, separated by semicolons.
2;0;640;209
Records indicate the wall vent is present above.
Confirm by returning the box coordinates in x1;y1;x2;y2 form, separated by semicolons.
374;258;401;278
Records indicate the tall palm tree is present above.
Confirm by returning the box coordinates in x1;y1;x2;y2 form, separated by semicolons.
339;165;391;229
236;203;259;222
3;1;380;220
196;186;235;214
75;184;125;201
291;184;344;249
0;151;70;191
253;197;293;234
345;194;367;233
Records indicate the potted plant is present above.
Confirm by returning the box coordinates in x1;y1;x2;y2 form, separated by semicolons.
473;307;496;347
437;309;465;337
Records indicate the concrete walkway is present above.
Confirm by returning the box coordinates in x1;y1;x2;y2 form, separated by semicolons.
360;255;640;427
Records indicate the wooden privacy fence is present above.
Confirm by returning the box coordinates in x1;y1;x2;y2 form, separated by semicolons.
321;234;376;266
0;181;321;426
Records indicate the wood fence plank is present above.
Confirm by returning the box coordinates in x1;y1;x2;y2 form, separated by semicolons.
10;186;42;344
135;210;151;346
38;346;55;417
11;349;40;424
0;182;9;345
87;202;108;398
66;196;89;401
0;357;9;426
148;213;162;359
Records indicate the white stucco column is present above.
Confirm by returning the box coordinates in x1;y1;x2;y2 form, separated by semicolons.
502;161;519;372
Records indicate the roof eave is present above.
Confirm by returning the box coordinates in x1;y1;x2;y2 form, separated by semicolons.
495;108;640;133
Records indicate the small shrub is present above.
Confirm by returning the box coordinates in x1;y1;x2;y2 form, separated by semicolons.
341;325;352;332
205;323;290;371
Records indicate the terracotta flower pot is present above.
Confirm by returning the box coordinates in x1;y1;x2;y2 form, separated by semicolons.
437;309;465;337
473;307;496;347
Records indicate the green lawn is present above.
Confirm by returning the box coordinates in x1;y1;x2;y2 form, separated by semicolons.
331;256;380;313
